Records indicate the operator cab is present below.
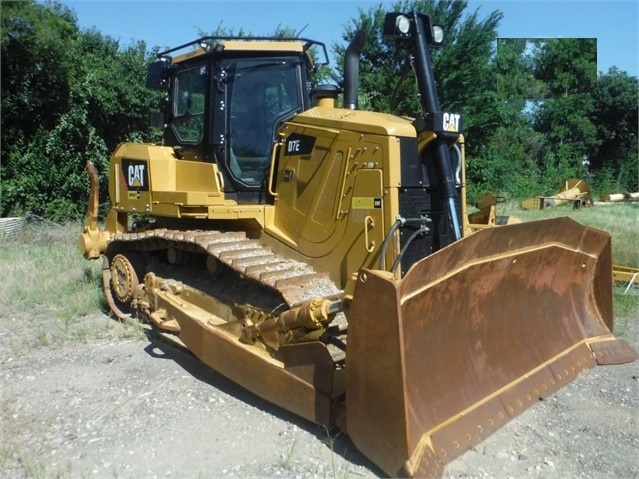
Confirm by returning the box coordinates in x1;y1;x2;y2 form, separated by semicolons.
147;37;329;202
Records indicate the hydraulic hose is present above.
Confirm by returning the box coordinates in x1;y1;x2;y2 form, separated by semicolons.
379;217;405;270
390;224;430;274
379;216;432;272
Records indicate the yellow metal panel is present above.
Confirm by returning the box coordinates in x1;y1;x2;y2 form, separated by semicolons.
170;41;304;64
219;40;304;52
352;169;383;198
352;197;377;209
272;126;348;250
172;48;207;63
521;197;542;210
175;160;221;194
347;168;384;254
111;143;177;192
297;107;416;138
613;264;639;284
152;191;216;206
312;148;343;225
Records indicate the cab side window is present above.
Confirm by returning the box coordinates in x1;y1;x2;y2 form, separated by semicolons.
173;65;207;143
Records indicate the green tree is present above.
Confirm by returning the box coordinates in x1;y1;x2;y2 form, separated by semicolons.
496;38;547;101
1;0;77;159
332;0;503;158
591;68;638;192
1;1;161;220
532;38;599;190
467;38;547;200
1;0;80;218
468;103;546;200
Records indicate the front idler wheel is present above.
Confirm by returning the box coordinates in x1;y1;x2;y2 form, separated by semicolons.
102;252;145;321
110;253;140;303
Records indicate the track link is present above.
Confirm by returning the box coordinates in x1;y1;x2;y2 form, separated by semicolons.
108;228;342;307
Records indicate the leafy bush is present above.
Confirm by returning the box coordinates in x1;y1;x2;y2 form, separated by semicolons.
1;1;161;221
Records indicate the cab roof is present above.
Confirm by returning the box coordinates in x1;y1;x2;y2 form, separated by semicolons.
159;36;329;69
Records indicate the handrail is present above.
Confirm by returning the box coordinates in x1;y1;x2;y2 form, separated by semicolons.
364;216;375;253
268;141;282;198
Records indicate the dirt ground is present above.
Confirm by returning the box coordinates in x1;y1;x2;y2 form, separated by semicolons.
1;311;637;478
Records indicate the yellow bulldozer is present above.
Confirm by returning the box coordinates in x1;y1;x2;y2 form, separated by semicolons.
79;12;637;478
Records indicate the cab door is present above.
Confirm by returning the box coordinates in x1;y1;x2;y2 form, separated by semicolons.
214;56;305;197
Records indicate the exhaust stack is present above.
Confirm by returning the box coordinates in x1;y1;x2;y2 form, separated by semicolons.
343;30;366;110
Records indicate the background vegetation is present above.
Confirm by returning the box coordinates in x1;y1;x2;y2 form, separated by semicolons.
1;0;637;219
0;219;145;356
1;1;162;221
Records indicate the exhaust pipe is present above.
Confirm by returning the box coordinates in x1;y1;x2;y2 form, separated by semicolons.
343;30;366;110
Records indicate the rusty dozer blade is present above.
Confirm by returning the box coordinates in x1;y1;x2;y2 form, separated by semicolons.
344;217;637;478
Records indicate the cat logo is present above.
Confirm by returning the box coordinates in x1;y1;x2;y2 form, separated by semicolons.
121;159;149;191
129;165;145;187
423;112;463;134
443;112;461;132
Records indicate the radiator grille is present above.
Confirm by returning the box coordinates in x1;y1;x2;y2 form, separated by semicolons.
398;188;461;275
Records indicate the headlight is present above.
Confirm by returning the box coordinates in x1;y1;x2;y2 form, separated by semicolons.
432;25;444;45
384;12;412;38
395;15;411;35
384;12;445;46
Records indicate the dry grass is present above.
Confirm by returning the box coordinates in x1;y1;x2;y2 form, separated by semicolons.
0;218;144;356
500;201;639;268
499;201;639;319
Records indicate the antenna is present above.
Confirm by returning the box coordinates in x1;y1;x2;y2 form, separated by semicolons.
296;23;310;37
